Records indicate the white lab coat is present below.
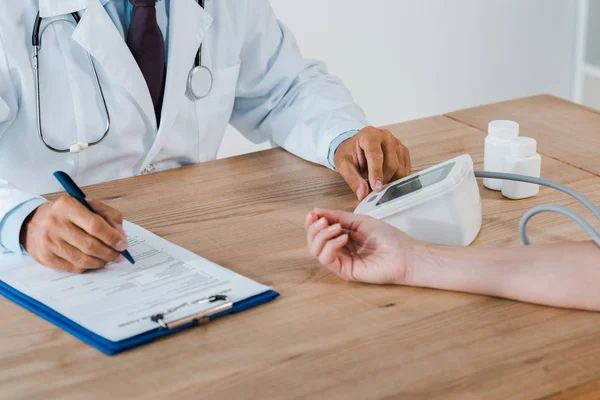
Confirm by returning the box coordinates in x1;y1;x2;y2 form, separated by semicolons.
0;0;368;229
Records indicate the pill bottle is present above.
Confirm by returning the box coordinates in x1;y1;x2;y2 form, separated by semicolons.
483;120;520;190
501;137;542;199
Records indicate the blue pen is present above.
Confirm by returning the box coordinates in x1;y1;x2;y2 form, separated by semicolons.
53;171;135;265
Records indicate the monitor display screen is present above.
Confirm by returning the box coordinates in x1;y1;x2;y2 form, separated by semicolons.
377;162;455;206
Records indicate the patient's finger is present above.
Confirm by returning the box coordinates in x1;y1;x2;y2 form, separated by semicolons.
309;224;342;257
319;234;349;267
304;212;318;230
306;217;329;244
312;208;369;230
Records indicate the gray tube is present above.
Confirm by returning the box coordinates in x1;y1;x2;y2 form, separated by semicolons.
473;171;600;248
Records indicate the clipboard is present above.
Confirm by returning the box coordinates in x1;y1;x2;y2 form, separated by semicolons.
0;280;279;356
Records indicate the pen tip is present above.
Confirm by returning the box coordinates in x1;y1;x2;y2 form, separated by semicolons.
122;251;135;265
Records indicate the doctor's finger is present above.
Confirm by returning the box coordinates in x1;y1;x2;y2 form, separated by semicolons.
381;143;400;184
355;139;367;171
399;143;411;177
309;224;342;258
88;200;124;230
360;140;385;192
64;202;127;251
59;224;121;263
53;239;108;271
390;145;410;182
337;158;369;200
45;254;86;275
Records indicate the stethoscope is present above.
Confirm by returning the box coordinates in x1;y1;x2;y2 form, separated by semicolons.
31;0;213;153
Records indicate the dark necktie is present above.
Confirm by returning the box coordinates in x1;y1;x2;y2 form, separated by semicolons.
126;0;166;126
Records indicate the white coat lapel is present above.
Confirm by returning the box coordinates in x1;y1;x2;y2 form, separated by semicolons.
70;0;157;131
140;0;213;171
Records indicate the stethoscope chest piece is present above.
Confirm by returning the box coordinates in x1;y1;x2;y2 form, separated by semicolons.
188;65;213;99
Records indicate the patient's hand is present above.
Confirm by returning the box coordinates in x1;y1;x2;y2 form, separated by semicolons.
306;210;600;312
305;208;415;285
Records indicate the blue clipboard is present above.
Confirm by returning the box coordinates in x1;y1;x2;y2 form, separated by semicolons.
0;280;279;356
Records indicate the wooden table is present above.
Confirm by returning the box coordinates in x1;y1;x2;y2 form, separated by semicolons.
1;95;600;400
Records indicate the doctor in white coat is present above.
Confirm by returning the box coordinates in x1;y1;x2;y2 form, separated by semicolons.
0;0;410;272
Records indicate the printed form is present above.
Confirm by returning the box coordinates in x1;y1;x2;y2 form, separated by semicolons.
0;222;270;342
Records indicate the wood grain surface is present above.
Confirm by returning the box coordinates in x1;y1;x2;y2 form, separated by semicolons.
446;95;600;177
1;99;599;400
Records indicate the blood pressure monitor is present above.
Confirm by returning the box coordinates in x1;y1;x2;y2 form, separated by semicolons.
354;154;482;246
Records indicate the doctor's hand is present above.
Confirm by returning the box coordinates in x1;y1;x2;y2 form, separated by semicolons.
305;208;416;285
334;127;411;201
20;197;128;273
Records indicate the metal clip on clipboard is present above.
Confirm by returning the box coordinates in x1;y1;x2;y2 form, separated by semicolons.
150;295;233;329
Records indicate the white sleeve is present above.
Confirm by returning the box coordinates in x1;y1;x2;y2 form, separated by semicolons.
230;0;369;168
0;30;18;139
0;28;40;244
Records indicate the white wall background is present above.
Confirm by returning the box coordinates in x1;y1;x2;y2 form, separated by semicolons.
585;0;600;66
217;0;578;159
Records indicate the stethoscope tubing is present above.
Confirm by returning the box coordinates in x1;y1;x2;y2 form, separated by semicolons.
31;0;211;153
32;12;110;153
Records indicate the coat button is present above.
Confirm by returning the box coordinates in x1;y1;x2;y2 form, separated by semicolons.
143;164;155;174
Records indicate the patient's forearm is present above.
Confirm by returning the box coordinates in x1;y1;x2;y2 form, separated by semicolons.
407;241;600;311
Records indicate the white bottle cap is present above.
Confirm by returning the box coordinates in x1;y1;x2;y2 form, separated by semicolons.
488;120;519;139
510;137;537;157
